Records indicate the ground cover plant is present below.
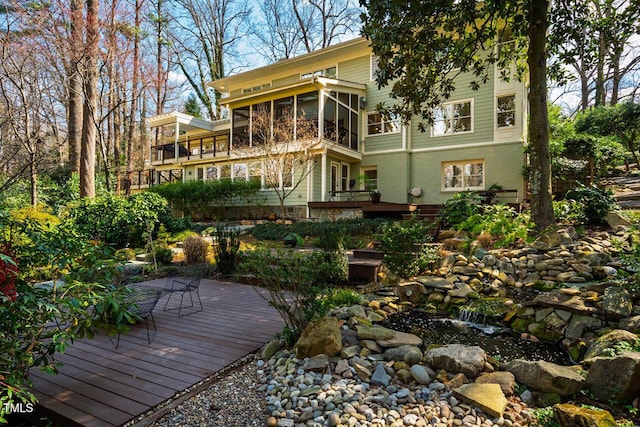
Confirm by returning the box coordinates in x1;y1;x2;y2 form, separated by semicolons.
249;217;388;248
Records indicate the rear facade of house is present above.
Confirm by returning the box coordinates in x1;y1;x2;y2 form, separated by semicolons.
139;37;526;219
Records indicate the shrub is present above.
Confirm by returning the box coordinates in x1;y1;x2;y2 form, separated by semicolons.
183;235;210;265
564;183;618;225
213;224;241;276
456;204;534;248
553;199;585;225
438;191;482;228
377;217;437;279
66;192;170;248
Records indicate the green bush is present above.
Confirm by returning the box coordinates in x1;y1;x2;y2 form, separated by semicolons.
438;191;482;228
553;199;585;225
377;217;437;279
66;192;170;248
149;179;261;220
456;204;534;248
564;183;618;225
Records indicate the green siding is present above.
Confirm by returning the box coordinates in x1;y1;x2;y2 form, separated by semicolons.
359;152;410;204
409;141;524;204
364;133;403;152
411;71;496;149
337;55;370;83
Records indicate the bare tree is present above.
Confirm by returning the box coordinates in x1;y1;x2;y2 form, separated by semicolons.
79;0;100;198
252;0;304;62
0;27;62;206
246;106;318;219
166;0;249;120
293;0;360;53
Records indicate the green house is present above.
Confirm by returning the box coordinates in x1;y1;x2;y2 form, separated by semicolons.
139;37;526;219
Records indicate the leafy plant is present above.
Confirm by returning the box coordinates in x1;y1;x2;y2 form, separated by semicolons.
240;247;327;334
456;204;534;248
377;216;437;279
564;183;618;225
530;407;561;427
601;338;640;357
213;223;241;276
438;191;482;229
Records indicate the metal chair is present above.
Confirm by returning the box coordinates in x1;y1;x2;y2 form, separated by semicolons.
163;276;203;317
113;285;162;348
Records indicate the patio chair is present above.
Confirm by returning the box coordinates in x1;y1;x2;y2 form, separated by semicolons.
112;285;162;349
163;276;203;317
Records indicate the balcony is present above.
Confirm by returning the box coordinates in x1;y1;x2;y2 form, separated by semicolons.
151;134;230;165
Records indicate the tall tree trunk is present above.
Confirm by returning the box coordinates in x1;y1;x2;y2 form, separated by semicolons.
30;151;37;207
80;0;100;198
126;0;142;196
67;0;84;175
528;0;555;231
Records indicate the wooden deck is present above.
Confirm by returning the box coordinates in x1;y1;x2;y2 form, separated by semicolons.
25;279;284;427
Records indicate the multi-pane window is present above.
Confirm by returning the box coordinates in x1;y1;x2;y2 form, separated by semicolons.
206;165;218;180
249;162;262;185
497;95;516;128
367;112;400;136
233;163;248;180
433;100;473;136
442;161;484;190
301;66;336;79
361;168;378;190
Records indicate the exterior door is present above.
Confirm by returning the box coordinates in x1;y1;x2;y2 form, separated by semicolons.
330;162;339;199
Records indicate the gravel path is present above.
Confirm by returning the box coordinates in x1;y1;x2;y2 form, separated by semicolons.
149;352;267;427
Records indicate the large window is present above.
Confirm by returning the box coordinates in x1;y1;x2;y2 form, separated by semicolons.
442;160;484;191
361;167;377;190
367;112;400;136
296;92;319;137
433;100;473;136
323;91;359;148
497;95;516;128
232;106;250;147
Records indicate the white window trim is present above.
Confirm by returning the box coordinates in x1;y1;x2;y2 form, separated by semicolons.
370;54;379;82
366;112;401;137
441;159;485;192
360;166;378;191
496;93;517;130
431;99;474;137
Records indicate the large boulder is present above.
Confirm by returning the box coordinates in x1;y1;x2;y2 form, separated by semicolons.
583;329;639;360
554;403;617;427
425;344;487;377
585;352;640;402
602;287;633;318
502;360;584;396
294;316;342;358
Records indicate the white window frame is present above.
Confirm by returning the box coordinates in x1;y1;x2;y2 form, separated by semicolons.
233;162;248;180
441;160;485;192
360;167;378;191
370;54;379;81
496;94;516;129
432;99;474;137
262;158;294;190
301;66;337;80
366;112;400;136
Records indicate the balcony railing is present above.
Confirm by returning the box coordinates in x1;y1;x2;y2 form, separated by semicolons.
151;135;229;164
124;169;183;191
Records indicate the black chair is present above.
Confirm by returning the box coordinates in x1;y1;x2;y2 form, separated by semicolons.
113;285;162;349
163;276;203;317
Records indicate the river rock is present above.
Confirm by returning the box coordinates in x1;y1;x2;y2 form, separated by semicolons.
475;371;516;396
382;345;421;362
370;363;391;386
295;316;342;358
585;351;640;402
410;364;431;385
376;330;423;348
554;403;617;427
425;344;487;377
453;383;508;417
502;360;584;396
355;324;395;341
565;314;603;340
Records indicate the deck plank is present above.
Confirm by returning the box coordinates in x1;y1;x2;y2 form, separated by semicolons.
27;279;284;426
